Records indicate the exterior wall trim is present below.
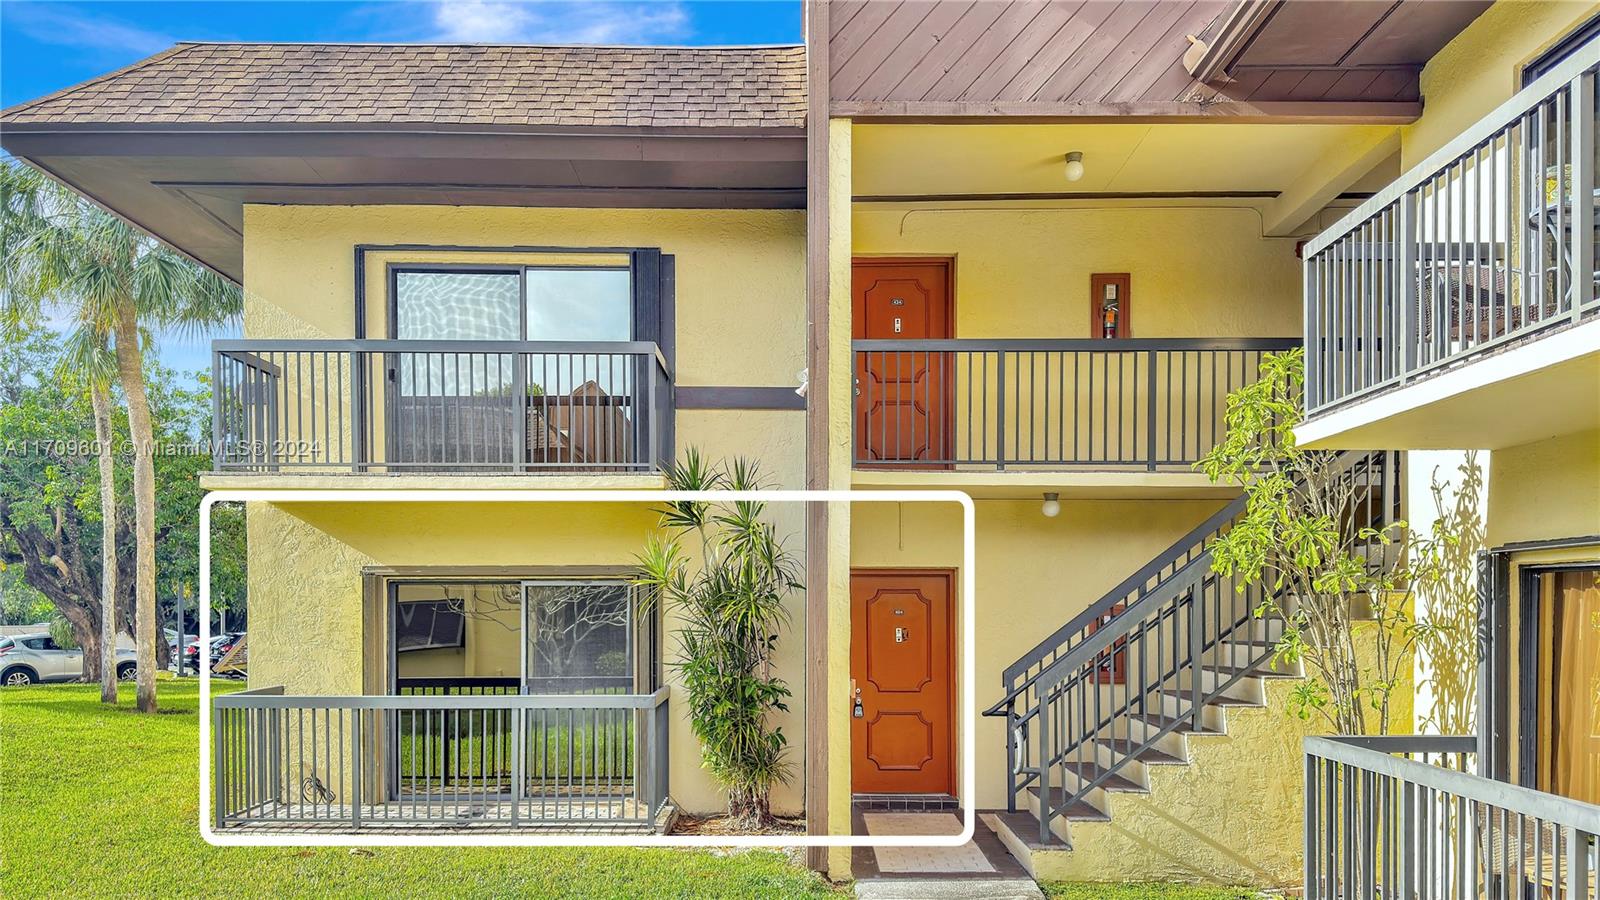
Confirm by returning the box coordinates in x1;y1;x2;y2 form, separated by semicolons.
675;386;805;410
831;100;1423;124
802;0;831;871
361;565;638;577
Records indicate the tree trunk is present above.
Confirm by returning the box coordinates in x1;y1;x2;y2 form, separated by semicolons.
58;599;101;681
113;304;157;713
91;381;119;704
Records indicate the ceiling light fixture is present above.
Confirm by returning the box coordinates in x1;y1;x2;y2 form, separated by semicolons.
1063;151;1085;182
1041;492;1061;518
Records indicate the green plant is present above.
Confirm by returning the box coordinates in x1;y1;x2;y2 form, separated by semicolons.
1197;347;1468;735
47;616;80;652
2;159;240;713
635;449;800;826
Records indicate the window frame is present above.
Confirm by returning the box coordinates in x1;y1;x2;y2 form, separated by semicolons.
1522;14;1600;87
385;576;656;696
1514;559;1600;790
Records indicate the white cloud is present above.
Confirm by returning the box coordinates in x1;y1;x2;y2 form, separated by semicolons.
5;3;173;59
426;0;691;45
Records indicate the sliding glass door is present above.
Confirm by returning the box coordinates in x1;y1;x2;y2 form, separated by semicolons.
386;265;634;470
387;579;652;804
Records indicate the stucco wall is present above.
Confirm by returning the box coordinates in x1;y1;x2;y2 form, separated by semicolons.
239;204;810;818
1403;1;1600;168
241;204;806;388
852;205;1302;340
246;498;811;817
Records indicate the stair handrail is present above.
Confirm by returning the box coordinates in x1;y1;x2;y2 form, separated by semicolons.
990;447;1396;718
1012;449;1400;840
1018;449;1396;705
985;496;1246;719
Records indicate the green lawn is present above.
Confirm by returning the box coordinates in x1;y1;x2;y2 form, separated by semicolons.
0;680;840;899
1042;884;1263;900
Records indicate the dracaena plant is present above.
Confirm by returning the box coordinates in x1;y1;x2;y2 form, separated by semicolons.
635;449;800;826
1196;347;1474;736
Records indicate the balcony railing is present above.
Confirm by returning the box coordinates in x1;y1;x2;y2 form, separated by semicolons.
211;340;673;474
212;687;671;831
1304;40;1600;415
852;338;1298;471
1304;735;1600;899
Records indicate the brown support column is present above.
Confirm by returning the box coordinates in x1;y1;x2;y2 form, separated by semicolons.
802;0;831;874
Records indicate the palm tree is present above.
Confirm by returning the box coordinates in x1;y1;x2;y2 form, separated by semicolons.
82;334;120;704
1;159;240;712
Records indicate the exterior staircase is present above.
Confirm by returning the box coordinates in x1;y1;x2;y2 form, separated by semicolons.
980;450;1400;882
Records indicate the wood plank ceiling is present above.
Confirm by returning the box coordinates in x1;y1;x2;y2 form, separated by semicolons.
827;0;1490;117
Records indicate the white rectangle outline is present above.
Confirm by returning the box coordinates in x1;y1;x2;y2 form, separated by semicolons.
199;488;977;848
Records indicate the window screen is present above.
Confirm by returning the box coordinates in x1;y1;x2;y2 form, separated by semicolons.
526;583;633;694
394;270;521;341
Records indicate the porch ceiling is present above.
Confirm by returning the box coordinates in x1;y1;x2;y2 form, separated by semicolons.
850;121;1396;200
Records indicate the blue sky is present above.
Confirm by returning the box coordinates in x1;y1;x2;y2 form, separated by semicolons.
1;0;803;373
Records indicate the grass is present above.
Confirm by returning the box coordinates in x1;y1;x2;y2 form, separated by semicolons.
1042;884;1264;900
0;680;841;899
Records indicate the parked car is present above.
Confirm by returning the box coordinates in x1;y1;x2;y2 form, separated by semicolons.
0;634;137;686
185;632;242;671
210;632;245;665
165;628;196;660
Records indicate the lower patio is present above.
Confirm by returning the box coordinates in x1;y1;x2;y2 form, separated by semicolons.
213;685;672;834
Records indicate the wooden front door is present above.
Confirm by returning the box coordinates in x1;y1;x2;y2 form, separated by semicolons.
850;570;955;795
852;259;953;466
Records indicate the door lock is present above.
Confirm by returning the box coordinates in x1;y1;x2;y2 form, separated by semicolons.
852;686;864;719
895;627;909;643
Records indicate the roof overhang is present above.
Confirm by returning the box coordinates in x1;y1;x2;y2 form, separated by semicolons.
0;123;807;283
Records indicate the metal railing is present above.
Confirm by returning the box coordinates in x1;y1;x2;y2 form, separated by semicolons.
852;338;1298;470
212;687;671;830
1304;734;1600;899
1304;39;1600;415
212;340;673;474
985;450;1400;843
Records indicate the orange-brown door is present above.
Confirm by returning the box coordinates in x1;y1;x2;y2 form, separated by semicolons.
850;571;955;795
853;259;953;466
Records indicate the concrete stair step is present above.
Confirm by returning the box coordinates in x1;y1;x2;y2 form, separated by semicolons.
1058;759;1146;793
1024;786;1111;823
1158;688;1262;708
1093;738;1186;765
1201;662;1299;680
1133;711;1225;735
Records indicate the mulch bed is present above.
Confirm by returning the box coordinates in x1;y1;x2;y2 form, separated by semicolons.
669;813;808;837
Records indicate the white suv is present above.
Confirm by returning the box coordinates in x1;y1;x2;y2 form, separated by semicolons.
0;634;137;685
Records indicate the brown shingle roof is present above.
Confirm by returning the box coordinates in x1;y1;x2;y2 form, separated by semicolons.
1;42;808;129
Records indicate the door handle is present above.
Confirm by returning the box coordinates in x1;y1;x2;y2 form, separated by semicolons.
895;627;909;643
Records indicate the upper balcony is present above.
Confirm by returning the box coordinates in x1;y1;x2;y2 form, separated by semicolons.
1298;42;1600;451
208;339;673;487
851;337;1296;497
